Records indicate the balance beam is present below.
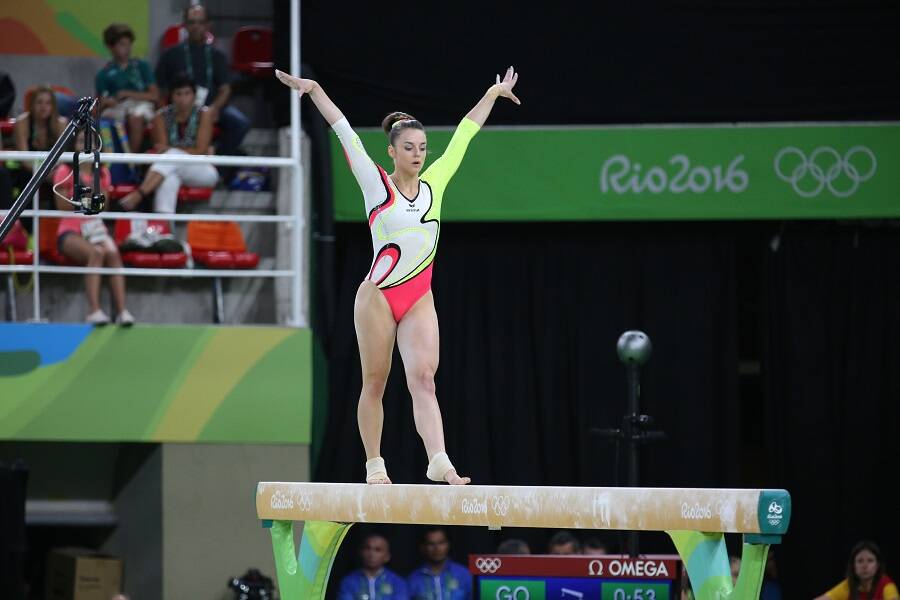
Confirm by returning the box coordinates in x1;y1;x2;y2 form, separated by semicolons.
255;483;791;600
256;482;790;536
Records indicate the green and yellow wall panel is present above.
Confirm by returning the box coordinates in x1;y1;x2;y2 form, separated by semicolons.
0;324;311;444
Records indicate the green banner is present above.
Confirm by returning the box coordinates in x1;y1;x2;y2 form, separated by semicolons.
332;123;900;221
0;324;311;444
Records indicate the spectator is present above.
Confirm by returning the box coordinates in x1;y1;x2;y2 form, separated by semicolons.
118;73;217;213
0;69;14;117
407;527;472;600
680;563;694;600
583;536;610;555
0;165;12;210
760;549;783;600
155;4;249;162
337;533;408;600
97;23;159;153
496;538;530;555
13;85;68;173
547;531;581;555
12;85;69;231
814;540;899;600
729;555;741;587
52;131;134;325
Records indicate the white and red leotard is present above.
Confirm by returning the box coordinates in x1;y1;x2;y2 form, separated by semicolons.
332;116;480;321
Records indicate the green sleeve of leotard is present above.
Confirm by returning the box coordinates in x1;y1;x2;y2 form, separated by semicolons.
421;117;480;212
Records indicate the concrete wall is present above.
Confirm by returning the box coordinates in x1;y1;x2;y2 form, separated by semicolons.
162;443;309;600
0;441;310;600
103;446;164;600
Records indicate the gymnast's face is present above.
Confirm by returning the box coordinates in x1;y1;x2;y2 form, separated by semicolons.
360;535;390;570
389;129;427;176
853;549;878;582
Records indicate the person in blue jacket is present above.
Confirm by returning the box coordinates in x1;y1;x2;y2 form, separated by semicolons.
338;533;409;600
407;527;472;600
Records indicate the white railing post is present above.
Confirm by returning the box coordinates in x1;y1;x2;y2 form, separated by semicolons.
32;167;41;321
290;0;305;327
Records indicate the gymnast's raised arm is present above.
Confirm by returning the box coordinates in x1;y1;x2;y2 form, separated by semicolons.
275;69;344;125
422;66;522;193
275;69;385;210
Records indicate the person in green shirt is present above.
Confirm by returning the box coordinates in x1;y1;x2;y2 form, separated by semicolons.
96;23;159;152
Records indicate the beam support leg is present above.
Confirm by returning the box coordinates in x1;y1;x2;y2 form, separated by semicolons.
667;531;774;600
667;530;733;600
263;519;353;600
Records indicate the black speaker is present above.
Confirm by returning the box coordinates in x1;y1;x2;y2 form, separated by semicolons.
0;460;28;600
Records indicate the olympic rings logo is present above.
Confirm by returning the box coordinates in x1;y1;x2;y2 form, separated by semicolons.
492;495;511;516
475;557;502;573
297;493;312;512
774;146;876;198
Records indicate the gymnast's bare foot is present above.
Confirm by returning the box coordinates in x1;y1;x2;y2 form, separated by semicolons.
365;457;391;484
445;469;471;485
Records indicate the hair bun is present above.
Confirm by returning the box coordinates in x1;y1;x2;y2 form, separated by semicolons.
381;111;416;136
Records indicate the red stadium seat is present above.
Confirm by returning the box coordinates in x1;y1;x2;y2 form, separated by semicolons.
177;186;213;203
160;252;188;268
0;117;14;138
114;219;188;268
108;184;136;200
108;183;213;205
232;252;260;269
187;221;259;269
36;217;77;265
231;26;274;78
6;249;33;264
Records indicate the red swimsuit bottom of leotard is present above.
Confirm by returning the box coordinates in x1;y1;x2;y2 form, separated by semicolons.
377;263;433;322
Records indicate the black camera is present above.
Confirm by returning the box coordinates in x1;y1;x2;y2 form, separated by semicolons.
228;568;275;600
73;183;106;215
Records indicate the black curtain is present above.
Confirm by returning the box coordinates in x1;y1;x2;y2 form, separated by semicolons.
316;221;738;592
764;222;900;597
298;1;900;127
279;2;900;596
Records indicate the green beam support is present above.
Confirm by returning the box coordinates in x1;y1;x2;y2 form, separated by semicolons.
667;530;774;600
264;519;353;600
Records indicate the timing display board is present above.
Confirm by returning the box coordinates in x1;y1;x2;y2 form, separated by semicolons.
469;554;680;600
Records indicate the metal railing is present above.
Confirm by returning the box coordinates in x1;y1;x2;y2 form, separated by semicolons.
0;0;305;326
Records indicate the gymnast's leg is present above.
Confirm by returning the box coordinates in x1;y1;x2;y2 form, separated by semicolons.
396;291;470;485
354;280;398;484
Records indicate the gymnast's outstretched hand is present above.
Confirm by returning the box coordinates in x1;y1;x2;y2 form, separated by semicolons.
492;65;521;105
274;68;344;125
467;65;522;127
275;69;317;97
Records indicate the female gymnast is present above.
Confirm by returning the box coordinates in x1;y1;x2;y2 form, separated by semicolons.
275;66;520;485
